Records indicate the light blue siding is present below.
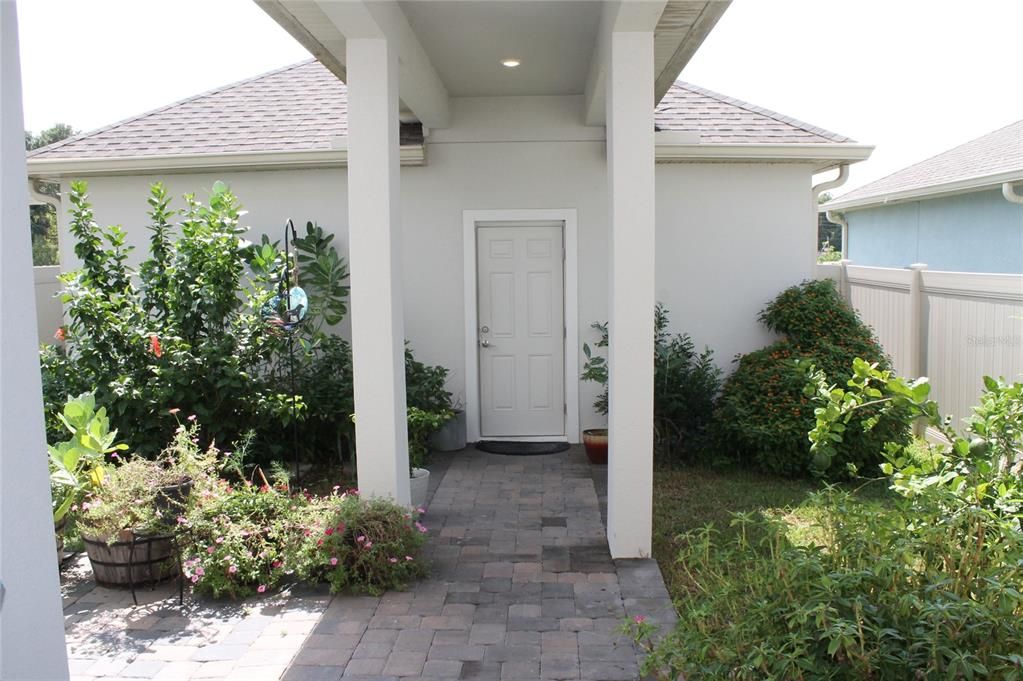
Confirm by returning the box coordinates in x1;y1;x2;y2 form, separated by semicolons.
846;189;1023;273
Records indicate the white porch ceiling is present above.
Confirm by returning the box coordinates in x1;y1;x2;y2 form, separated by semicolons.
398;1;603;97
256;0;730;126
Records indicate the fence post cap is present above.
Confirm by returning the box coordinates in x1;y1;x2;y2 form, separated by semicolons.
908;263;928;270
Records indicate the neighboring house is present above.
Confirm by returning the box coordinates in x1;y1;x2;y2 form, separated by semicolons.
20;0;873;561
822;119;1023;273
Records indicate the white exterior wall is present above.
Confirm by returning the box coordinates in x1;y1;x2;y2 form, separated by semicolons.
655;163;818;370
52;96;818;439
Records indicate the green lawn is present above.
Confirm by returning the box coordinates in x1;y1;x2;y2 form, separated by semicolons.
652;465;891;600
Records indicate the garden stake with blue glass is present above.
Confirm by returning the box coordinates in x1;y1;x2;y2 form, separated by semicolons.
276;219;308;489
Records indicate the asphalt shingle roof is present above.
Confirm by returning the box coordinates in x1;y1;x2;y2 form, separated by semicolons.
830;119;1023;206
30;59;854;160
656;82;853;144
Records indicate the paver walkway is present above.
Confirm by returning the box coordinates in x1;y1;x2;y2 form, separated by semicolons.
63;446;676;681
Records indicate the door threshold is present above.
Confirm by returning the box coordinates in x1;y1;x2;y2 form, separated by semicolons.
478;435;569;443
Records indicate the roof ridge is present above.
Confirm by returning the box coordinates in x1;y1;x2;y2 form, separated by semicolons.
833;118;1023;202
28;58;319;158
670;80;854;143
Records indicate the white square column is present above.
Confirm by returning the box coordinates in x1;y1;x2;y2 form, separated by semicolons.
605;30;656;558
0;2;70;678
346;37;410;505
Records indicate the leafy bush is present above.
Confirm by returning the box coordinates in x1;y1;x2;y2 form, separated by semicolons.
652;306;722;463
635;368;1023;679
632;489;1022;680
714;279;907;479
44;182;453;474
44;181;294;457
581;305;722;463
296;492;428;595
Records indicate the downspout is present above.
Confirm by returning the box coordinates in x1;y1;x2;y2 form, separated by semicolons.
28;179;59;209
1002;181;1023;204
812;163;850;257
825;210;849;258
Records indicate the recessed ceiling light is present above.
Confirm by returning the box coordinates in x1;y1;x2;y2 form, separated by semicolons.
501;59;521;68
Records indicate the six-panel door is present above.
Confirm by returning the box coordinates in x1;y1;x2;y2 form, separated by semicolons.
476;224;565;437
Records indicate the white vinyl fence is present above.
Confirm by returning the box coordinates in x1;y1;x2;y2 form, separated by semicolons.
34;265;62;346
817;261;1023;427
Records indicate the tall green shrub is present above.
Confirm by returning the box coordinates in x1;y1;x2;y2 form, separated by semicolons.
714;279;907;479
581;305;722;463
43;181;301;455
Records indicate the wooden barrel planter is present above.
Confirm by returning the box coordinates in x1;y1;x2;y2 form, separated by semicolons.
55;517;67;564
82;533;179;587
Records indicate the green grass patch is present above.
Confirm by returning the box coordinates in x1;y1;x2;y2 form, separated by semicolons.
652;465;891;599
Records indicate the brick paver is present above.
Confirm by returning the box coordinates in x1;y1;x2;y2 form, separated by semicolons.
62;446;675;680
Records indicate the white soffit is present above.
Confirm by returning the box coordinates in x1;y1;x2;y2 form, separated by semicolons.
398;1;603;97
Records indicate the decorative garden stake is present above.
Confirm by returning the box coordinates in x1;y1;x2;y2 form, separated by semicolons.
262;219;308;488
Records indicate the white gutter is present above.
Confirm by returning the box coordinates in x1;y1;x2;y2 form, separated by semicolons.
27;144;427;179
826;168;1023;212
28;140;875;179
653;137;873;171
1002;181;1023;204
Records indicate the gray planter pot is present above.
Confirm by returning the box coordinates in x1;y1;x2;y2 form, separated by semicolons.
410;467;430;509
429;410;467;451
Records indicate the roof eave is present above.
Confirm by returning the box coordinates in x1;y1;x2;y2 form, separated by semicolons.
28;140;873;179
822;168;1023;212
26;145;427;179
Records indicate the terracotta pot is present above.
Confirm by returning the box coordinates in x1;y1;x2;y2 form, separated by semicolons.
582;428;608;465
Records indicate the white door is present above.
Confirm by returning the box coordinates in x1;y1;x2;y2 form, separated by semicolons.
477;224;565;437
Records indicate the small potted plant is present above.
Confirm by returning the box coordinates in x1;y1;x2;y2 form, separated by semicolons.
407;407;452;508
429;397;467;452
581;322;609;464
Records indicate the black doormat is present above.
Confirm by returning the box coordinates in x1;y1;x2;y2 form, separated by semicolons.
476;441;571;456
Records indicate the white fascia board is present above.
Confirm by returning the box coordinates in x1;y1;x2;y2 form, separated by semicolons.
316;0;450;129
822;168;1023;212
654;140;874;170
653;1;730;102
25;145;426;179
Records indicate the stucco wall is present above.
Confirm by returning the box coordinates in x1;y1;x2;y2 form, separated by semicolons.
53;96;818;435
846;189;1023;273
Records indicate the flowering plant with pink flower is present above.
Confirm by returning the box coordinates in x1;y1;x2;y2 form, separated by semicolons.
294;490;427;595
182;482;306;599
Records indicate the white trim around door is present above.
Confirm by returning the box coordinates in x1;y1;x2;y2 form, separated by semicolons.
463;209;579;444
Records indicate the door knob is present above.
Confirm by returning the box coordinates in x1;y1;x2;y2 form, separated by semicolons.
480;339;490;347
